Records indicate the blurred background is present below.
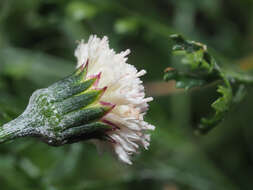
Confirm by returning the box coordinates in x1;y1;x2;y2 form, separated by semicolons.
1;0;253;189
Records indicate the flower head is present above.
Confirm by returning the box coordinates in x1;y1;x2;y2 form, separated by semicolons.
0;35;154;165
75;35;155;164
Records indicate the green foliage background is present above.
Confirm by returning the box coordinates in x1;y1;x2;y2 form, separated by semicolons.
1;0;253;189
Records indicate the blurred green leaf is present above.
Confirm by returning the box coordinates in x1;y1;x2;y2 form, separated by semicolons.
166;34;239;134
114;17;139;34
66;1;98;21
200;84;232;133
212;85;232;114
0;47;74;86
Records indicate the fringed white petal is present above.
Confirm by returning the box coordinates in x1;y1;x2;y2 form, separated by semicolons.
75;35;155;164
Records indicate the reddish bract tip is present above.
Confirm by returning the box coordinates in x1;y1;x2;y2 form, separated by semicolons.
100;101;116;112
102;119;120;130
89;72;102;87
93;72;102;87
96;86;107;98
79;59;89;71
78;64;84;71
104;135;117;144
83;59;89;78
100;100;114;107
101;86;107;92
76;59;89;80
84;59;89;69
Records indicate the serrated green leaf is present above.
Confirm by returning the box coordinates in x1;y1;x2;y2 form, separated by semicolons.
171;34;215;73
212;85;233;114
165;34;219;92
166;34;244;134
198;84;233;134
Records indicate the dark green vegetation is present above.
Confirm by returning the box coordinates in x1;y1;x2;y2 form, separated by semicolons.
165;34;252;134
1;0;253;189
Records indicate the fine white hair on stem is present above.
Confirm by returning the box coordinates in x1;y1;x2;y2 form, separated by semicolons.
75;35;155;164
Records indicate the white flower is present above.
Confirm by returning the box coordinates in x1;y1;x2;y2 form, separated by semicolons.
74;35;155;164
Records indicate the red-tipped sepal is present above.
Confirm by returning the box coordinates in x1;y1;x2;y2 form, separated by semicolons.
75;59;89;82
99;101;116;114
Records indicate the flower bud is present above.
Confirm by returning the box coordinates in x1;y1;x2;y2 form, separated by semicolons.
0;35;155;164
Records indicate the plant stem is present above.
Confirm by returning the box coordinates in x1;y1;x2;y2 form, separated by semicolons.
224;70;253;84
0;114;32;143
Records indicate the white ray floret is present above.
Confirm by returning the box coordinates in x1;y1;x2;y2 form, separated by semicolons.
75;35;155;164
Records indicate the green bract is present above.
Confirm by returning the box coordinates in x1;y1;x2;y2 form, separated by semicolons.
0;65;115;145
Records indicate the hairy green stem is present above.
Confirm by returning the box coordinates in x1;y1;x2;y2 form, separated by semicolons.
0;114;33;143
224;70;253;84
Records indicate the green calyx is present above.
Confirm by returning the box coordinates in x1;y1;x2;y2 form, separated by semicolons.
0;64;116;146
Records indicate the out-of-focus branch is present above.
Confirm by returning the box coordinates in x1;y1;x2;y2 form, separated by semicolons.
145;81;182;97
238;54;253;71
